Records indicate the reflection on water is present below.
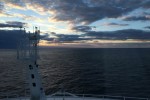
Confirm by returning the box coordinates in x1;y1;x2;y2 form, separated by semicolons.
0;48;150;98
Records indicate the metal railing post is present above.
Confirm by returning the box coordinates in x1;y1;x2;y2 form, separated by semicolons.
123;96;125;100
83;94;84;100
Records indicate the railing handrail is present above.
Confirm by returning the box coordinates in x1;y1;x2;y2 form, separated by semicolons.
0;92;149;100
75;94;149;100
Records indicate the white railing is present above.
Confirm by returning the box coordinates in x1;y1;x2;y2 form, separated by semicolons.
75;94;149;100
50;93;149;100
0;92;30;100
0;92;149;100
0;93;19;99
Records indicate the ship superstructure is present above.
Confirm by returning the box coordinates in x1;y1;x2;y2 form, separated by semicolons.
17;27;46;100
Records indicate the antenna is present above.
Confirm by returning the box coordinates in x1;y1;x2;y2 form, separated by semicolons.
17;27;40;60
33;26;34;34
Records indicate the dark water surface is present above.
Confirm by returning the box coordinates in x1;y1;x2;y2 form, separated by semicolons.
0;48;150;98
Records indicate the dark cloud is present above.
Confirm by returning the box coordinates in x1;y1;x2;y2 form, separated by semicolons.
52;34;81;42
3;0;26;7
0;29;50;48
102;22;129;26
123;16;150;21
142;0;150;8
86;29;150;40
0;2;3;12
42;29;150;43
48;0;150;24
2;0;150;24
142;12;150;16
50;32;56;35
50;1;127;24
72;24;128;33
1;28;150;48
43;34;91;42
145;26;150;29
0;30;23;49
0;21;27;28
37;32;83;42
72;26;95;32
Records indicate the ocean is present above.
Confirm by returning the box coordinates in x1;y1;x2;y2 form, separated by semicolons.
0;48;150;98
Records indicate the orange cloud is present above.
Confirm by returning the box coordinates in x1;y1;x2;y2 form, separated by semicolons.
6;3;25;10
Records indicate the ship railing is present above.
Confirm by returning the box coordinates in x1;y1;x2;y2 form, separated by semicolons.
0;92;30;100
49;93;149;100
0;93;19;99
75;94;149;100
0;92;149;100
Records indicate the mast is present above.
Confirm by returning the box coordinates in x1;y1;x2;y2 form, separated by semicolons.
17;27;46;100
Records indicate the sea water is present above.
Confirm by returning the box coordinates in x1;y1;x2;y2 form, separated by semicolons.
0;48;150;98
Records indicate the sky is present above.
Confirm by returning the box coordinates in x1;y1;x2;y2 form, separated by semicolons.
0;0;150;48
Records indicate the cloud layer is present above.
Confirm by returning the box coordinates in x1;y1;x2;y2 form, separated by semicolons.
102;23;129;26
72;26;94;32
0;28;150;48
85;29;150;40
122;16;150;21
145;26;150;29
49;0;150;24
0;0;150;48
43;29;150;43
1;0;150;24
0;29;50;48
0;30;23;48
0;2;3;12
0;21;27;28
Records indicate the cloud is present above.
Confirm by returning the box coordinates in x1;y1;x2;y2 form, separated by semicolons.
142;0;150;8
3;0;26;8
50;32;56;35
0;30;23;48
47;0;150;24
42;33;92;43
43;34;80;42
6;2;26;10
102;22;129;26
50;1;127;24
40;33;50;39
0;28;150;48
0;21;27;28
72;26;95;32
0;29;50;49
122;16;150;21
0;2;4;12
71;23;128;33
1;0;150;25
41;29;150;44
85;29;150;40
12;13;44;22
56;34;81;42
145;26;150;29
0;12;12;17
